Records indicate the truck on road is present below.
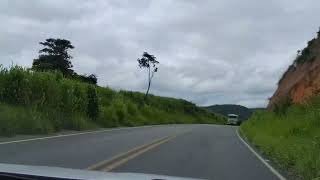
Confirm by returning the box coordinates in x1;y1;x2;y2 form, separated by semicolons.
227;114;240;125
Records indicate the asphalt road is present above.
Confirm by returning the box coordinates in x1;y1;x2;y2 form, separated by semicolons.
0;125;280;180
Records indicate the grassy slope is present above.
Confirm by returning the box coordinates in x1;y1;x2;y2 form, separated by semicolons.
0;66;226;136
240;97;320;180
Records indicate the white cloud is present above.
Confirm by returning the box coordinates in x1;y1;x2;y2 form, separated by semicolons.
1;0;319;107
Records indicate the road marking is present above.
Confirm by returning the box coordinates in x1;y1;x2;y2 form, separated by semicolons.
236;129;287;180
87;134;178;171
0;125;162;145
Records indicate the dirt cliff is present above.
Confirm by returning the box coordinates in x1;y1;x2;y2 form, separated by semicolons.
268;30;320;110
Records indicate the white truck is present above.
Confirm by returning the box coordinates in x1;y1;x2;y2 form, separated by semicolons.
227;114;240;125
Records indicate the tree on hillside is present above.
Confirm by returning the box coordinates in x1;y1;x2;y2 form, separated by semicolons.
32;38;74;76
137;52;159;99
86;74;98;84
76;74;98;85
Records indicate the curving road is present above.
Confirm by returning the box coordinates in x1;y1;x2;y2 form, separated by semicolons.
0;125;280;180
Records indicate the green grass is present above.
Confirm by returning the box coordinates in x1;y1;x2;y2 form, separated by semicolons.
0;65;226;136
240;97;320;180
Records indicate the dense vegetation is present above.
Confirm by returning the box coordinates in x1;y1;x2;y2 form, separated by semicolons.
203;104;255;121
240;97;320;180
0;66;225;136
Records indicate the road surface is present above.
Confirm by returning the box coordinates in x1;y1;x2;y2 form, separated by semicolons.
0;125;280;180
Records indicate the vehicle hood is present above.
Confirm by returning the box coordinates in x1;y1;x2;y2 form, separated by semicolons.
0;163;203;180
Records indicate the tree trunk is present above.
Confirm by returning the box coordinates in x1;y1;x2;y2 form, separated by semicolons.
146;80;151;97
145;65;151;100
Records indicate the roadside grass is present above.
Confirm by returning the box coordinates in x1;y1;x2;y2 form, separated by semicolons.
240;98;320;180
0;65;226;136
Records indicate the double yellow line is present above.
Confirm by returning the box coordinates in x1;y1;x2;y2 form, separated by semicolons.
87;134;179;171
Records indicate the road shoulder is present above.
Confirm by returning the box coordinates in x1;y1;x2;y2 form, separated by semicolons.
236;129;288;180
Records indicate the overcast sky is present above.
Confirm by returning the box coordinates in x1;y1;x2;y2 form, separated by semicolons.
1;0;319;108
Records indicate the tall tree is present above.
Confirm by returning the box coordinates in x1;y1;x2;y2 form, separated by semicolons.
32;38;74;76
137;52;159;98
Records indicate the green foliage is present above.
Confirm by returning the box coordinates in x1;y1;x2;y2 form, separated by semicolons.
294;44;316;65
0;65;226;136
0;66;96;136
127;101;138;116
240;98;320;180
0;104;55;136
73;73;98;85
86;85;99;120
32;38;74;76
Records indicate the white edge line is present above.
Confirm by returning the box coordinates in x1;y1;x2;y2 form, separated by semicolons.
236;129;287;180
0;125;160;145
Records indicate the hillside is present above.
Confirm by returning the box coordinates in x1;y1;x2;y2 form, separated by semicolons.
268;29;320;110
0;66;226;136
203;104;254;121
241;28;320;180
241;98;320;180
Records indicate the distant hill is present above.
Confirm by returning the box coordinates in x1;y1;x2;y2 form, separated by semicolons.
203;104;261;121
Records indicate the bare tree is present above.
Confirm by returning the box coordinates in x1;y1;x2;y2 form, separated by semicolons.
137;52;159;98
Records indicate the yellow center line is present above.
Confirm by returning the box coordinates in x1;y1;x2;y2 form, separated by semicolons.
87;131;190;171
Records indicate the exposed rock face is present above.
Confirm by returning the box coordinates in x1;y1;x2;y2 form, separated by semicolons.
268;34;320;110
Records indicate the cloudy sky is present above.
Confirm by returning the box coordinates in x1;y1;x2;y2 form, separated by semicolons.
1;0;319;107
